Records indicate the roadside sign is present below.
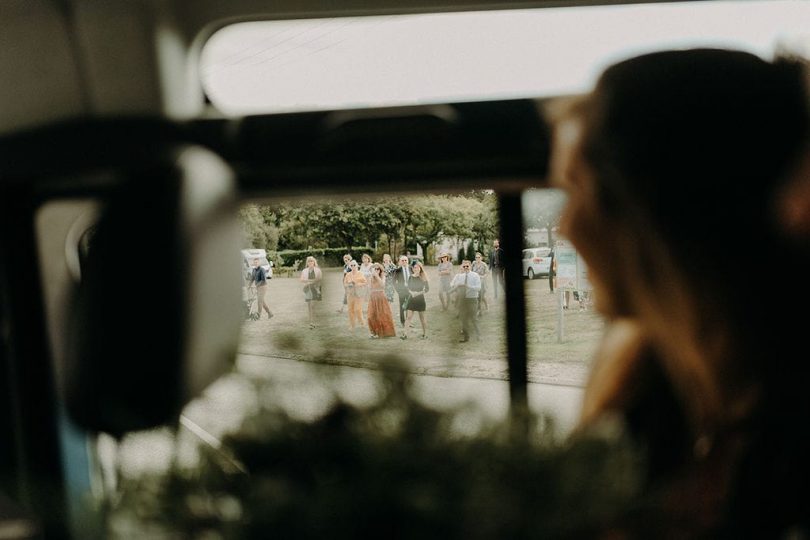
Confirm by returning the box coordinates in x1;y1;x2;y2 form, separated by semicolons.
555;245;591;291
555;243;593;342
555;246;577;289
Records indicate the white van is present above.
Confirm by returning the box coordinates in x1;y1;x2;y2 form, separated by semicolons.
241;248;273;281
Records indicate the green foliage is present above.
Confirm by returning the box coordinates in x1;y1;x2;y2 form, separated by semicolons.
238;205;279;251
111;368;644;539
277;248;365;269
248;194;499;258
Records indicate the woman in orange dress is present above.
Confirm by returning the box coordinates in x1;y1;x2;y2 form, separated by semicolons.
342;260;367;332
366;263;396;338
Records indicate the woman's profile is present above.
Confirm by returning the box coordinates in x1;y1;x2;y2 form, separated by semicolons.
550;48;810;536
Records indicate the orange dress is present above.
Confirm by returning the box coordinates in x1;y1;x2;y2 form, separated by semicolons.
367;275;396;337
344;270;367;330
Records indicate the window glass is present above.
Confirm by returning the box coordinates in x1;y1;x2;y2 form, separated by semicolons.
201;1;810;115
235;192;513;398
522;188;603;386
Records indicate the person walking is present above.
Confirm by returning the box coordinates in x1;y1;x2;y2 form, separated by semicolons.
248;257;273;320
336;253;352;313
437;252;453;311
359;253;375;317
342;259;367;332
450;260;481;342
401;261;429;339
300;256;322;329
392;254;411;328
382;253;397;302
488;239;505;299
548;248;556;293
471;252;489;316
367;263;396;338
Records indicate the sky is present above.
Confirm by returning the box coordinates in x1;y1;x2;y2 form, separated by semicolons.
200;1;810;115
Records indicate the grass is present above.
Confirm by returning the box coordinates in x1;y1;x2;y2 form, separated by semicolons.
239;267;604;386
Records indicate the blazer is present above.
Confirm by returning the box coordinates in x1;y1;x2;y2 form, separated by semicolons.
393;266;411;290
489;248;505;268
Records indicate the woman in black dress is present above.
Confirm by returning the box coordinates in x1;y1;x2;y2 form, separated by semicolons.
401;261;429;339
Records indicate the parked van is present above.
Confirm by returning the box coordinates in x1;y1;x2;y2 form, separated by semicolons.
241;248;273;281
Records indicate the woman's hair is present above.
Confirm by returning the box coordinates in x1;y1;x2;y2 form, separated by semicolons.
373;263;384;273
305;256;318;266
362;253;372;263
577;49;809;350
411;261;428;282
557;48;810;535
574;47;810;468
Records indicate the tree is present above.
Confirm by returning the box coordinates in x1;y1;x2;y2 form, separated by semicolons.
238;204;279;250
522;189;566;246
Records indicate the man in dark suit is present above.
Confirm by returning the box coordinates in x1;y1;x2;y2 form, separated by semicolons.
392;254;411;327
488;239;505;299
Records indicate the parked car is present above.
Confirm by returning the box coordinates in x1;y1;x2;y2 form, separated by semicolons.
522;247;552;279
241;248;273;280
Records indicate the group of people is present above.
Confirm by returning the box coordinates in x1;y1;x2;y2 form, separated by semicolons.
240;47;810;535
256;245;507;342
336;252;433;340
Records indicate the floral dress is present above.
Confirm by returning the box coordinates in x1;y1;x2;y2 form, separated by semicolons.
383;261;397;302
438;260;453;293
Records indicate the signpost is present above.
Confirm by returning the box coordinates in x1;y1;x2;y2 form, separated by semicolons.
554;243;591;342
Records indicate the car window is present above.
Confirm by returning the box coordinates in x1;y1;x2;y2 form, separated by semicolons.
65;3;810;529
201;1;810;115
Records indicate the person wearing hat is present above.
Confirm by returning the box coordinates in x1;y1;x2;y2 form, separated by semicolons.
437;252;453;311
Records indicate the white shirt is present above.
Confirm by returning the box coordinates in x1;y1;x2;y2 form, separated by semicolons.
450;270;481;298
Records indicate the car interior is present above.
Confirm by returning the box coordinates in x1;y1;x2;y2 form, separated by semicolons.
1;1;808;538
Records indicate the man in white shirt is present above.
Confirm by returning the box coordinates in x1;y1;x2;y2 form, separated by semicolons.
450;259;481;342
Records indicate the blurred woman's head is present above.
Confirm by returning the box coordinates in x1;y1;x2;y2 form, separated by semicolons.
551;48;810;428
556;49;807;314
306;256;318;267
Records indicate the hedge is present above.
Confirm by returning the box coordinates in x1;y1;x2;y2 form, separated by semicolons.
275;247;370;270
